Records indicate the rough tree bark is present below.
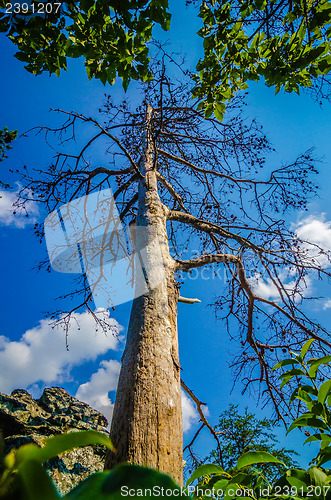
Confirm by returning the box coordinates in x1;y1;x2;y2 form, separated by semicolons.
105;106;183;483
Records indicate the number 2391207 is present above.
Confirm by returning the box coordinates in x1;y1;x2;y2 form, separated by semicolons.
5;3;61;14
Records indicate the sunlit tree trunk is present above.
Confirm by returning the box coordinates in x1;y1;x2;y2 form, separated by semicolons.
105;105;183;484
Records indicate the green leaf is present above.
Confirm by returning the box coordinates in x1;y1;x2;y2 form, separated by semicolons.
285;469;311;490
316;446;331;466
186;464;225;486
67;44;84;58
308;466;328;486
18;460;60;500
318;380;331;404
296;387;313;404
279;368;305;379
250;33;260;50
14;52;31;63
298;385;318;397
279;368;305;389
236;451;283;470
303;433;331;445
214;102;225;121
202;474;229;490
213;478;230;491
287;414;328;434
308;356;331;378
280;374;295;389
15;431;115;467
273;358;300;370
66;465;181;499
301;339;315;359
205;104;213;118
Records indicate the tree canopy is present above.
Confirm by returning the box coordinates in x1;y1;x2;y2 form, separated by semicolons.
191;0;331;116
0;0;171;88
1;0;331;110
0;127;17;188
201;405;298;480
0;127;16;160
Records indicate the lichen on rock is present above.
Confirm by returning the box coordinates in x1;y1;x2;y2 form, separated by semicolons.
0;387;109;495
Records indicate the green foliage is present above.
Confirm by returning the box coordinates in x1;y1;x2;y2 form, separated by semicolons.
2;0;331;112
193;0;331;114
204;405;298;480
274;340;331;468
186;342;331;499
0;128;17;162
187;439;331;500
0;430;181;499
0;127;17;188
66;465;181;500
187;455;331;500
186;451;285;500
0;0;171;89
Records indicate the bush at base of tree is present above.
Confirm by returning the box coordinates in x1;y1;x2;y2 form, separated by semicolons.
202;404;298;481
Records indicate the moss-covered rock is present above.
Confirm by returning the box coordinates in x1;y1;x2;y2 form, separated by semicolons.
0;387;109;495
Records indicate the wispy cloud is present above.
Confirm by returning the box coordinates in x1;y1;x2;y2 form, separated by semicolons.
75;366;199;432
247;214;331;302
296;215;331;250
295;214;331;267
76;359;121;426
0;189;39;228
181;391;199;432
323;299;331;310
249;272;312;302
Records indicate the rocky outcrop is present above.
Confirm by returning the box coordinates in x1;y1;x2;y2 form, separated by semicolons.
0;387;109;495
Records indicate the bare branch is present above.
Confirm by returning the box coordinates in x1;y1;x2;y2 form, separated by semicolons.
157;147;276;186
156;171;188;212
178;296;201;304
181;379;224;468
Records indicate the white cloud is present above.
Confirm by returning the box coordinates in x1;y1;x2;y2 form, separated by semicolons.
248;214;331;302
249;275;279;300
296;215;331;250
0;304;200;434
182;391;199;433
295;215;331;267
0;309;122;394
248;272;312;302
76;370;199;432
0;189;39;228
76;359;121;426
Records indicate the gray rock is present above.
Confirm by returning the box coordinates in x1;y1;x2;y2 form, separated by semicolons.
0;387;109;495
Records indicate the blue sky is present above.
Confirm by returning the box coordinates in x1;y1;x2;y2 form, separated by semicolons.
1;0;331;467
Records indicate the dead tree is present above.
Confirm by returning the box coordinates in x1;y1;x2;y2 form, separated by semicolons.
17;69;331;482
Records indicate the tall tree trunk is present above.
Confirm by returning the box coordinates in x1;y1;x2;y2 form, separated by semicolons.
105;106;183;484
